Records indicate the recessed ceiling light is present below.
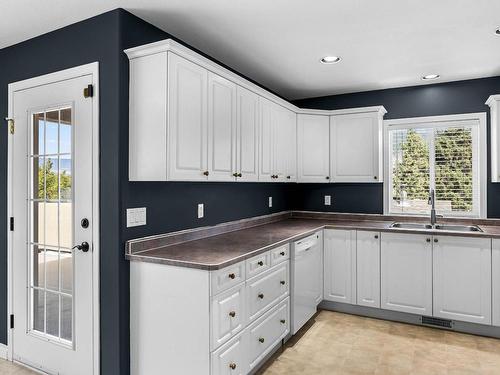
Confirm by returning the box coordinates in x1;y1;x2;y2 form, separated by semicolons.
422;74;440;81
320;56;341;64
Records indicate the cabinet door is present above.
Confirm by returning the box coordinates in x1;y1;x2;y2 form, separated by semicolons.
330;112;382;183
493;239;500;326
381;233;432;315
433;236;491;325
273;108;289;182
259;98;275;182
297;114;330;183
323;229;356;304
211;332;247;375
168;52;208;181
284;110;297;182
236;87;259;182
207;73;236;181
356;231;380;308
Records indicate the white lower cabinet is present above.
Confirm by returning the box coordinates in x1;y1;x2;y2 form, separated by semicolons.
433;236;492;325
381;232;433;315
247;298;290;371
356;231;381;308
211;331;248;375
493;239;500;326
247;262;289;322
323;229;357;304
211;283;246;350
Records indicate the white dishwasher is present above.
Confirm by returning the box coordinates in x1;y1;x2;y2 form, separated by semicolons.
291;231;323;335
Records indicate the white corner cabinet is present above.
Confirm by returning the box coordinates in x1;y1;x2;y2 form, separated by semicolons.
130;244;291;375
486;95;500;182
126;39;386;183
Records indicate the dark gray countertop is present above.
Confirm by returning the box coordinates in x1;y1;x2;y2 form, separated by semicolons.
126;216;500;270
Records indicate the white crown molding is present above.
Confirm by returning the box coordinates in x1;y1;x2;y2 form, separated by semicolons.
124;39;387;117
486;94;500;107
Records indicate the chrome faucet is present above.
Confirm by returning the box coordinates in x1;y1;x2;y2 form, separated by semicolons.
428;189;437;227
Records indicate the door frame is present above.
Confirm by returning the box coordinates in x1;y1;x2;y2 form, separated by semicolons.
6;62;100;374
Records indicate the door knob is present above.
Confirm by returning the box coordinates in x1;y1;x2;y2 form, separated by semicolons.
73;241;90;252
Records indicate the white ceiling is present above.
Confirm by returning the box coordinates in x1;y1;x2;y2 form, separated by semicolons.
2;0;500;99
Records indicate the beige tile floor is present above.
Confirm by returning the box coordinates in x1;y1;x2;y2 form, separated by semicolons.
3;310;500;375
258;310;500;375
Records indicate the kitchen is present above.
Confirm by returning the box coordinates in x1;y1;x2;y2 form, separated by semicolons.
1;2;500;375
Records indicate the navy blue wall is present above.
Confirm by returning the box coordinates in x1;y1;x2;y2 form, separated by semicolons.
293;77;500;217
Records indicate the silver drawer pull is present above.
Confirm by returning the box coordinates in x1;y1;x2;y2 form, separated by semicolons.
229;363;237;370
257;261;264;266
229;311;236;318
228;273;236;279
258;293;264;299
280;280;286;285
258;337;265;343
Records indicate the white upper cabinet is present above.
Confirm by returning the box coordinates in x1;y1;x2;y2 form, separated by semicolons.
297;114;330;183
168;52;209;181
259;98;275;182
323;229;357;304
330;108;385;183
259;98;296;182
236;87;259;182
356;231;381;308
493;239;500;326
433;236;491;325
207;73;237;181
126;40;387;183
381;232;433;315
128;52;168;181
486;95;500;182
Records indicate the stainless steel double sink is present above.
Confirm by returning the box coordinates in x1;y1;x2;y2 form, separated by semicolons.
390;222;482;233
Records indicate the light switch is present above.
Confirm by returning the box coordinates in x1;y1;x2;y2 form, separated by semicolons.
198;203;204;218
268;197;273;208
127;207;147;227
325;195;331;206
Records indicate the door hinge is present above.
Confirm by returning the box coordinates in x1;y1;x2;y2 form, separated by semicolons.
5;118;14;134
10;314;14;329
83;84;94;98
9;217;14;231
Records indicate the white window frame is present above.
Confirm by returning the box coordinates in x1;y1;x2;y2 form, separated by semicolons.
383;113;487;218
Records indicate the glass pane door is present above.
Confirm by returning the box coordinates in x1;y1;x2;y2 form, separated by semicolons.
30;107;73;345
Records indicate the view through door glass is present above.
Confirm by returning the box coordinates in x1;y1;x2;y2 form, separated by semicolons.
31;107;73;344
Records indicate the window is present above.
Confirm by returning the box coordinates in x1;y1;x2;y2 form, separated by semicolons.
384;113;487;218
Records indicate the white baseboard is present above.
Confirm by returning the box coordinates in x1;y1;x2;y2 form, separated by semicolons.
0;344;8;360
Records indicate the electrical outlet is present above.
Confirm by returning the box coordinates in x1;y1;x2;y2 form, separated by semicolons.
324;195;331;206
268;196;273;208
127;207;147;227
198;203;204;218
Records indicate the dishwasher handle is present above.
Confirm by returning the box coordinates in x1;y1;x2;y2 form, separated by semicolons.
295;238;318;253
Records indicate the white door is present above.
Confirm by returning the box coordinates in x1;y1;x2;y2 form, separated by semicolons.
493;239;500;326
356;231;381;308
236;87;259;182
207;72;236;181
10;71;97;374
330;112;381;182
297;114;330;183
168;52;208;181
323;229;356;304
381;233;432;315
433;236;491;324
258;98;275;182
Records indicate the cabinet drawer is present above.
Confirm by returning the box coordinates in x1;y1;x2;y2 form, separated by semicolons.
246;251;271;278
248;297;289;371
211;262;245;296
247;263;289;322
211;283;246;350
211;331;247;375
270;244;289;266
